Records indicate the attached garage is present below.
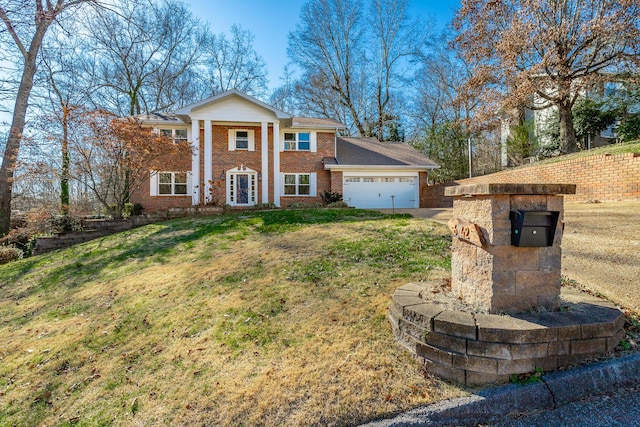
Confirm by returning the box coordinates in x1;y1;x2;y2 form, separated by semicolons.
343;174;419;208
324;137;439;209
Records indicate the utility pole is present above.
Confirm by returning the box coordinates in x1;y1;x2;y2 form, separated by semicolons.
468;136;473;178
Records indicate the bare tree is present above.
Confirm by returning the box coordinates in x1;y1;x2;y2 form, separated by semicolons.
269;65;298;114
287;0;429;140
0;0;98;236
201;24;268;98
455;0;640;154
37;18;94;216
83;0;206;116
288;0;368;135
368;0;428;140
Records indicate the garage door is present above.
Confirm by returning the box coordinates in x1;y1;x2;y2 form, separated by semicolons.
343;175;418;208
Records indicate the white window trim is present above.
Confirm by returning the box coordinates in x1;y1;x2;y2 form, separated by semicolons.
281;172;317;197
228;129;255;151
281;131;316;152
157;128;188;144
150;171;192;196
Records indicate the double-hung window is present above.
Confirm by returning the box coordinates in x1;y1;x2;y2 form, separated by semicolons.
228;129;255;151
284;132;310;151
158;172;187;195
159;129;187;144
235;131;249;150
283;173;312;196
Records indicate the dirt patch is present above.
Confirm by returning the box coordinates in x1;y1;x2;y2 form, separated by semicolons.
562;201;640;313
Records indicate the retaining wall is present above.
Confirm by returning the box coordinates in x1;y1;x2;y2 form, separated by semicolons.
34;206;223;255
423;152;640;207
390;283;625;385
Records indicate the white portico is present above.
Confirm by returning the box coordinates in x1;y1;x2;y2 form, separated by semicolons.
174;89;290;207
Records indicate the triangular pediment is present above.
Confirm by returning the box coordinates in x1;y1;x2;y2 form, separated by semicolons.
174;89;291;124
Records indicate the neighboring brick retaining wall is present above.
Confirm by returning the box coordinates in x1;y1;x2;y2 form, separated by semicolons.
390;283;625;385
34;206;223;255
423;152;640;207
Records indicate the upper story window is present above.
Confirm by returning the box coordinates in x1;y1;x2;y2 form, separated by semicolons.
284;132;311;151
235;131;249;150
159;128;188;144
228;129;255;151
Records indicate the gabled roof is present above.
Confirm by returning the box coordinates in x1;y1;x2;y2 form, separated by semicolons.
174;89;292;121
134;90;348;129
329;137;439;170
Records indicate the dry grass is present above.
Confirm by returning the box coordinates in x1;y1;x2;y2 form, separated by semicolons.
0;209;465;426
528;140;640;166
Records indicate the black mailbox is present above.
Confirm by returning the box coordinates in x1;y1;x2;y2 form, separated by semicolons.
509;210;559;247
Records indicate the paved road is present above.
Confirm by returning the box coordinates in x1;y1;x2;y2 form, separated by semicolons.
493;386;640;427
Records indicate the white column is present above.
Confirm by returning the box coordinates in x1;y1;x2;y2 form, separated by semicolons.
191;119;200;205
272;121;281;207
204;120;213;203
261;121;269;203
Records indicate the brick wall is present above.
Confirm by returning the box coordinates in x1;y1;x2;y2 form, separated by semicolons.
280;132;334;207
130;148;193;213
423;152;640;207
133;126;338;210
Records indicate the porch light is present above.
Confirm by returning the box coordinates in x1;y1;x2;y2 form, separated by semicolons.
220;171;225;180
258;172;262;180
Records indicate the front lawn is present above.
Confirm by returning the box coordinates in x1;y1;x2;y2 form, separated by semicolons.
0;209;463;426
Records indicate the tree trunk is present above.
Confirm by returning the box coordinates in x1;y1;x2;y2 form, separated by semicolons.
0;4;57;236
61;107;70;216
0;56;40;235
558;101;578;154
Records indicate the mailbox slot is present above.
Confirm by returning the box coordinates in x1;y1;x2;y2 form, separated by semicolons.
510;210;559;247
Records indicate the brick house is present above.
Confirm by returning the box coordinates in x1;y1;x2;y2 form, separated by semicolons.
131;89;438;211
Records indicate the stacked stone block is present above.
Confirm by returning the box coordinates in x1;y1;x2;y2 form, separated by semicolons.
445;184;576;313
389;284;625;385
390;183;625;385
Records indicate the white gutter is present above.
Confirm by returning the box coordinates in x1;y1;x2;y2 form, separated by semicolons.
324;164;439;172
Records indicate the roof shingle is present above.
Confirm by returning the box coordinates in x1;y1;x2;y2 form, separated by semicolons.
336;137;438;168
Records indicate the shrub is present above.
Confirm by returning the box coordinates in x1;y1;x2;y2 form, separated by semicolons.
320;191;343;205
327;201;349;208
0;209;84;257
617;114;640;141
252;203;278;210
50;215;83;233
124;203;144;217
288;202;324;209
0;246;23;265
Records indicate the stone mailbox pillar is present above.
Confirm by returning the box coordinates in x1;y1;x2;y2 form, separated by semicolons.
389;182;625;385
443;183;577;314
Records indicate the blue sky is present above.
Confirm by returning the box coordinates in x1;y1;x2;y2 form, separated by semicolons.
187;0;461;89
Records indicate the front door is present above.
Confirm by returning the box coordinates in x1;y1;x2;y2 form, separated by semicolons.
227;169;257;206
236;174;249;204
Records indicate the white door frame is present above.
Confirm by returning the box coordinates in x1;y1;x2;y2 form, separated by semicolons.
226;166;258;206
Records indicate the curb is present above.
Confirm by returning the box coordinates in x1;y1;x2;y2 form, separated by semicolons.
361;352;640;426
